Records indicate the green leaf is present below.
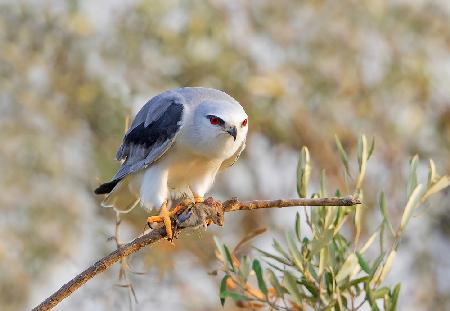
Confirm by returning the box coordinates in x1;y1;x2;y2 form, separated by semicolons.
252;260;268;296
273;238;291;260
341;276;370;290
384;294;392;311
320;169;326;197
219;275;229;306
427;159;437;187
379;222;385;253
400;184;424;231
364;281;380;311
238;256;251;283
370;252;385;278
368;137;375;160
377;250;397;285
324;272;333;296
318;247;328;277
310;229;333;257
336;253;359;284
286;232;304;271
223;244;235;271
267;268;285;298
255;247;292;266
334;134;350;176
373;287;390;299
391;283;401;310
379;192;395;236
300;277;319;298
356;252;370;274
422;175;450;202
297;146;311;198
360;230;378;254
295;212;302;242
356;134;368;189
284;271;303;305
266;261;285;273
407;155;419;198
354;198;364;247
220;290;251;302
214;236;227;264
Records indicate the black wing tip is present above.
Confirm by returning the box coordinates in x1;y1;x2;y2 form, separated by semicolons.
94;179;121;195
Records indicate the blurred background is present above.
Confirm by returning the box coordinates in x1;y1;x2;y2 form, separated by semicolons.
1;0;449;310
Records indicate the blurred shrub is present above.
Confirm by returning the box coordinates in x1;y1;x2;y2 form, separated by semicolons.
215;135;449;310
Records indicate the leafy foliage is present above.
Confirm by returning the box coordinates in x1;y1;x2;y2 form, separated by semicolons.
215;135;449;310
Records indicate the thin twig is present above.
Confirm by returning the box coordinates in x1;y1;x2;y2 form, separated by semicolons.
32;196;360;311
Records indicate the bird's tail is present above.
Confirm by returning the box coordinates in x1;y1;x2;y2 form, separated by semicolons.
101;177;140;213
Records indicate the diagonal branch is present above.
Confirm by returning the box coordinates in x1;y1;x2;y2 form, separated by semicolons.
32;196;360;311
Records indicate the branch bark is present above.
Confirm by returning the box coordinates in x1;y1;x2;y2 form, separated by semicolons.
32;196;360;311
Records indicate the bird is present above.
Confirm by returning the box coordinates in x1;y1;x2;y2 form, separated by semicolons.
94;87;248;239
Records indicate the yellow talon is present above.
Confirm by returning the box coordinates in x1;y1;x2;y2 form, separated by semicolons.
146;201;192;241
147;202;172;240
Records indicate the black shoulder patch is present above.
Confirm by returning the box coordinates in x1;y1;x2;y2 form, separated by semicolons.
122;102;183;158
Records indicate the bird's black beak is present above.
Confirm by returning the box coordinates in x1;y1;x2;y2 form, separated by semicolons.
226;126;237;141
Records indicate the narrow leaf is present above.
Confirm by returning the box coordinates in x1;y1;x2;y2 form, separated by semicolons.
238;256;251;283
360;230;378;254
295;212;302;242
214;236;226;263
220;275;229;306
336;253;358;284
379;192;395;236
297;146;311;198
320;169;326;197
391;283;401;310
400;184;424;231
354;200;364;247
252;260;268;296
221;291;251;302
310;229;333;257
373;287;390;299
267;268;285;298
273;239;291;260
406;155;419;198
255;247;292;266
377;250;397;285
421;175;450;202
334;134;350;176
356;252;370;274
427;159;437;187
364;281;378;310
300;277;319;297
356;134;368;189
224;245;235;271
284;271;303;305
370;252;385;278
368;137;375;160
286;232;304;271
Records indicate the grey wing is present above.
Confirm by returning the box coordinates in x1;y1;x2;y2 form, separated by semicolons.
114;93;185;180
219;139;246;170
94;93;184;195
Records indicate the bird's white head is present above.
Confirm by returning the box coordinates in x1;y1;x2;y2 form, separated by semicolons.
188;98;248;159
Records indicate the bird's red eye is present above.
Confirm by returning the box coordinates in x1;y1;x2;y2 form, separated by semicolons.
210;117;220;125
242;118;248;127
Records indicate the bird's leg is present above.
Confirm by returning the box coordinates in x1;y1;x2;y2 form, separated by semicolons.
147;201;173;240
167;194;204;217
